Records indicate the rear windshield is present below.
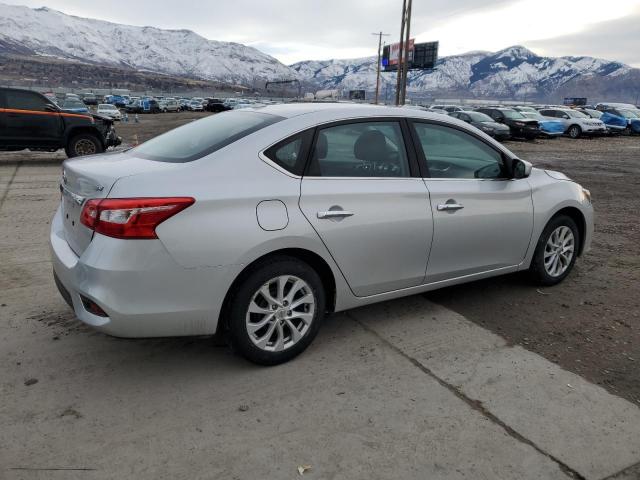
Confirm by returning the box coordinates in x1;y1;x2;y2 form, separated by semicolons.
131;111;283;163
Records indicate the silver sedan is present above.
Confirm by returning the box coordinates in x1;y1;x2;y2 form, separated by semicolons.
51;104;593;364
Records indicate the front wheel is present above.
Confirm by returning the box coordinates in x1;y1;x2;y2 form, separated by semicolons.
529;215;580;286
568;125;582;139
226;257;325;365
65;133;103;158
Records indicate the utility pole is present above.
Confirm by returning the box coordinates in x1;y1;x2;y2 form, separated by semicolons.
372;31;390;104
399;0;413;105
394;0;407;106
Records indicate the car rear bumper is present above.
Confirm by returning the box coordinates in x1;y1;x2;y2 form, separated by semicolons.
50;206;229;337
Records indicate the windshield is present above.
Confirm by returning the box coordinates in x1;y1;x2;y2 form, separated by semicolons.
567;110;588;119
619;109;639;118
584;109;602;118
467;112;494;122
63;100;85;108
132;111;283;163
99;104;117;110
502;110;525;119
522;112;543;120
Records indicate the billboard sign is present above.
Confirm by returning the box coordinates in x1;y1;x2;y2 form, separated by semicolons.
382;40;438;71
349;90;366;101
563;97;587;106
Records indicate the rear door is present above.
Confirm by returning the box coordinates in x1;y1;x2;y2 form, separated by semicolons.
410;120;533;283
299;119;433;297
3;90;63;147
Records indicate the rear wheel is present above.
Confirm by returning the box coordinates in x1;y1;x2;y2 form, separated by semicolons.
226;256;325;365
529;215;579;286
568;125;582;139
65;133;103;158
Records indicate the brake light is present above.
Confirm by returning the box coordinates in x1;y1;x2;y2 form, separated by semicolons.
80;197;195;239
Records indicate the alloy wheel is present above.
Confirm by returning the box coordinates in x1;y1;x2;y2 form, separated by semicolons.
75;139;97;156
245;275;315;352
543;226;575;277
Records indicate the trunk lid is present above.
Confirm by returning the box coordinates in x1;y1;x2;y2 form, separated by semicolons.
60;151;184;256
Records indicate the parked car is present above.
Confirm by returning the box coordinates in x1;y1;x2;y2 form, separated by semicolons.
205;98;232;113
577;108;627;134
97;103;122;121
596;106;640;134
82;94;98;106
104;95;128;108
0;87;121;157
50;104;593;365
178;98;191;111
448;111;511;140
187;100;204;111
538;108;607;138
512;106;538;115
159;99;180;113
61;98;90;114
126;99;161;114
519;111;566;138
475;107;540;140
442;105;473;113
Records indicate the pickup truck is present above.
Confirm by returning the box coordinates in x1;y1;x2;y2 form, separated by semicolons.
0;88;121;158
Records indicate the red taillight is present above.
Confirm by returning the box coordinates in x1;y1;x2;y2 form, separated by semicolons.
80;197;195;239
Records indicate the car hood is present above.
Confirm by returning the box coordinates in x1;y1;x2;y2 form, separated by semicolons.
544;169;571;181
479;121;509;130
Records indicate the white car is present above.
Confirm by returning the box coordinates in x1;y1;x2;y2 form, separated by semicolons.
96;104;122;120
51;104;593;365
538;108;607;138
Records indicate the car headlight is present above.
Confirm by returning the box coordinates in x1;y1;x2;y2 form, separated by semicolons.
481;125;493;131
580;187;592;204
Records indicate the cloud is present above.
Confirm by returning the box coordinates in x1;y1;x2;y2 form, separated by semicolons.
526;7;640;67
5;0;640;65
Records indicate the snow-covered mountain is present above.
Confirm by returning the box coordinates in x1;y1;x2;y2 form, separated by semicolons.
291;46;634;100
0;3;296;85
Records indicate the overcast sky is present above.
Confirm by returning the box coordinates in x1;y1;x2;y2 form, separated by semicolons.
8;0;640;66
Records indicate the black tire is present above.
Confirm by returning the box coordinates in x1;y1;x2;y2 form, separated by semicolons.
568;125;582;139
529;215;580;286
65;133;103;158
226;256;325;365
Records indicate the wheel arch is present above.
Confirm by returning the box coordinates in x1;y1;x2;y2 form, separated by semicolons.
548;206;587;256
217;247;337;334
65;126;104;147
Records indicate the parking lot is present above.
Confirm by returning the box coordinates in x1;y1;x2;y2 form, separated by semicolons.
1;113;639;479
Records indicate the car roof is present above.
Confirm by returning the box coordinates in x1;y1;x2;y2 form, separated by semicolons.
240;102;461;120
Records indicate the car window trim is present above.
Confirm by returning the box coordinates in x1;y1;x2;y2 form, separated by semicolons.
408;118;513;180
301;117;420;179
263;129;314;177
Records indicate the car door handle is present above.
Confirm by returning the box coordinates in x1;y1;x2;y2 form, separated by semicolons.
437;203;464;211
317;210;354;219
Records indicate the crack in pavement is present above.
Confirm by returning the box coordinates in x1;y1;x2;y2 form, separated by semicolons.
347;311;587;480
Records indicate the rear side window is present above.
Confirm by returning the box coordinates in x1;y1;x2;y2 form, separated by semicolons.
5;90;50;111
264;130;313;176
132;111;283;163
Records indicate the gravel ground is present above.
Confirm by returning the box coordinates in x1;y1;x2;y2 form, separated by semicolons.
2;112;638;405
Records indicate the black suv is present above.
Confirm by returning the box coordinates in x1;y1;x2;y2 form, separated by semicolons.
0;88;121;157
204;98;232;113
475;107;540;140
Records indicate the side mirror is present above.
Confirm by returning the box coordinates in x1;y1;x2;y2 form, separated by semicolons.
512;158;532;179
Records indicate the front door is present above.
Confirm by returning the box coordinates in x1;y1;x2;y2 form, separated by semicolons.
3;89;62;147
411;121;534;283
299;120;433;297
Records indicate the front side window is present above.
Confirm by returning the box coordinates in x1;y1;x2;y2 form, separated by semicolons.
306;121;410;178
5;90;50;111
413;122;505;179
132;111;283;163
